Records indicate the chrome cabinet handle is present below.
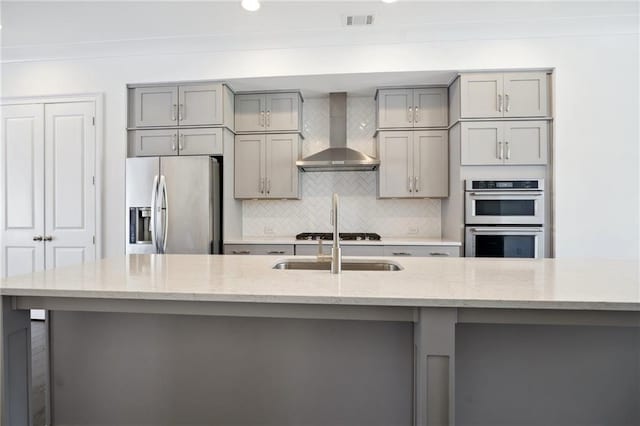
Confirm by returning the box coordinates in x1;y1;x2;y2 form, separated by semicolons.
429;252;450;257
498;94;503;112
414;105;419;123
414;176;419;192
268;250;285;255
266;110;271;127
33;235;43;241
179;134;184;151
266;178;271;194
505;141;511;160
408;107;413;123
392;252;412;256
260;111;265;127
498;141;503;160
171;134;177;151
178;104;184;121
43;235;53;241
259;178;264;194
172;104;177;121
408;176;413;193
505;94;510;112
232;250;251;255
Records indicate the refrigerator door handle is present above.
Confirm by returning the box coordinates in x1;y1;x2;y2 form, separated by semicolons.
159;175;169;253
150;175;159;252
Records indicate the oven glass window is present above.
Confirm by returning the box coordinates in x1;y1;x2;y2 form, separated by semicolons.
475;199;535;216
475;235;536;258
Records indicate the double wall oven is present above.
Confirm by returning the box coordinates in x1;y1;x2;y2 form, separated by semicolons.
465;179;545;258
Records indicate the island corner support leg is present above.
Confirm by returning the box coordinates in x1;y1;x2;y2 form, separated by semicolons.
0;296;32;426
414;307;457;426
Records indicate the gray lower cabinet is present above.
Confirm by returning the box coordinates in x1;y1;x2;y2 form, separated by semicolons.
224;244;294;255
295;244;384;256
383;245;460;257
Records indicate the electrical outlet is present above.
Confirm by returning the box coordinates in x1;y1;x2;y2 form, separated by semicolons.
264;226;274;235
408;226;419;235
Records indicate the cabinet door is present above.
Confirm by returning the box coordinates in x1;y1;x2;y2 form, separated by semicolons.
131;129;178;156
44;102;96;269
378;131;413;198
134;86;178;127
1;104;45;277
503;72;548;117
377;89;414;128
413;88;448;128
265;134;299;199
413;130;448;198
341;246;384;256
383;245;460;257
459;74;504;118
178;128;223;156
266;93;300;132
235;94;265;132
178;83;223;126
234;135;265;199
460;122;504;165
503;121;548;165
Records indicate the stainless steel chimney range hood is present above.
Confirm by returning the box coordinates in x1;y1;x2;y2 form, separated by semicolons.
296;92;380;172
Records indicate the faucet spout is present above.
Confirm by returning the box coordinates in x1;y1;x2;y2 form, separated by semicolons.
331;193;342;274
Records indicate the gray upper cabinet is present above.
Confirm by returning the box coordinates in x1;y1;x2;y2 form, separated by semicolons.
378;130;448;198
134;86;178;127
178;128;223;156
456;72;548;120
377;88;448;129
130;83;233;129
129;129;178;157
235;92;302;133
234;133;300;199
459;121;547;165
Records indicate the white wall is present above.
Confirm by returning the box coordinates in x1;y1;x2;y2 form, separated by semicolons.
2;33;638;259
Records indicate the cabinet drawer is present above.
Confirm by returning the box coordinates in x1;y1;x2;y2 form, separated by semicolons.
383;245;460;257
178;128;223;156
295;245;384;256
129;129;178;157
224;244;294;255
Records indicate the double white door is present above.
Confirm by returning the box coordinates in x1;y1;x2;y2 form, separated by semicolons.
1;102;96;278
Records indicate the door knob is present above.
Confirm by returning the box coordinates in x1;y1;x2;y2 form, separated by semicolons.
43;235;53;241
33;235;43;241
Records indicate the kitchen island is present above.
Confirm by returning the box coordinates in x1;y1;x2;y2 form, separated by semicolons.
1;254;639;425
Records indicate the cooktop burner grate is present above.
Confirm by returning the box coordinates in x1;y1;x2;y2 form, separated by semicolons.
295;232;381;241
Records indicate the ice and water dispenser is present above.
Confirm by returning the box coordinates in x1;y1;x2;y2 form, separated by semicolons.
129;207;152;244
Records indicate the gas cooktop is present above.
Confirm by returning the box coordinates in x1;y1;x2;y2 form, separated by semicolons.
295;232;381;241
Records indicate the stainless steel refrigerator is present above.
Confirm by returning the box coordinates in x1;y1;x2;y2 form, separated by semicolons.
126;156;221;254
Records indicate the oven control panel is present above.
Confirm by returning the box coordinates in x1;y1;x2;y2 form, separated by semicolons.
467;179;543;191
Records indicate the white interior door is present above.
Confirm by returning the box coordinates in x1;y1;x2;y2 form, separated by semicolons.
44;102;96;269
1;104;45;278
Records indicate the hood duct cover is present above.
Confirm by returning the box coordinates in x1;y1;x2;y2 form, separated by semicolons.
297;92;380;172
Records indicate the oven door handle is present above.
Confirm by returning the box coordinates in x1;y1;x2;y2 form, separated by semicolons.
468;191;543;197
468;227;543;233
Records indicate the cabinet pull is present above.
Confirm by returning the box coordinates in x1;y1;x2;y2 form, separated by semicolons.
172;134;177;151
505;94;510;112
505;141;511;160
498;94;503;112
266;110;271;127
407;107;413;123
259;178;264;194
266;178;271;194
408;176;413;193
178;104;184;121
497;141;503;160
414;176;419;192
232;250;251;255
260;111;265;127
33;235;43;242
172;104;177;121
414;105;419;123
392;252;412;256
429;252;450;257
267;251;285;255
179;134;184;151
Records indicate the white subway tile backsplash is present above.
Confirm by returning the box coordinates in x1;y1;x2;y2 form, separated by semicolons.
242;96;442;238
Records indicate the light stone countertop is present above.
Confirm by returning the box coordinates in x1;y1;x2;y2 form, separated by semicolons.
1;255;638;311
225;237;462;246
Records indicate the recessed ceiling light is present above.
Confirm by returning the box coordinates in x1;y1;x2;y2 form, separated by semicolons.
382;0;398;3
241;0;260;11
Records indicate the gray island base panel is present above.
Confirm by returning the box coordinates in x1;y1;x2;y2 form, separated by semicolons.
1;255;639;425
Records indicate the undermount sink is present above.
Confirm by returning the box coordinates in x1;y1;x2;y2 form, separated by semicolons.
272;259;403;271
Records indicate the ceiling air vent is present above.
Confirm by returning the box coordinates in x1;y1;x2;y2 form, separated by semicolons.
344;14;375;26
